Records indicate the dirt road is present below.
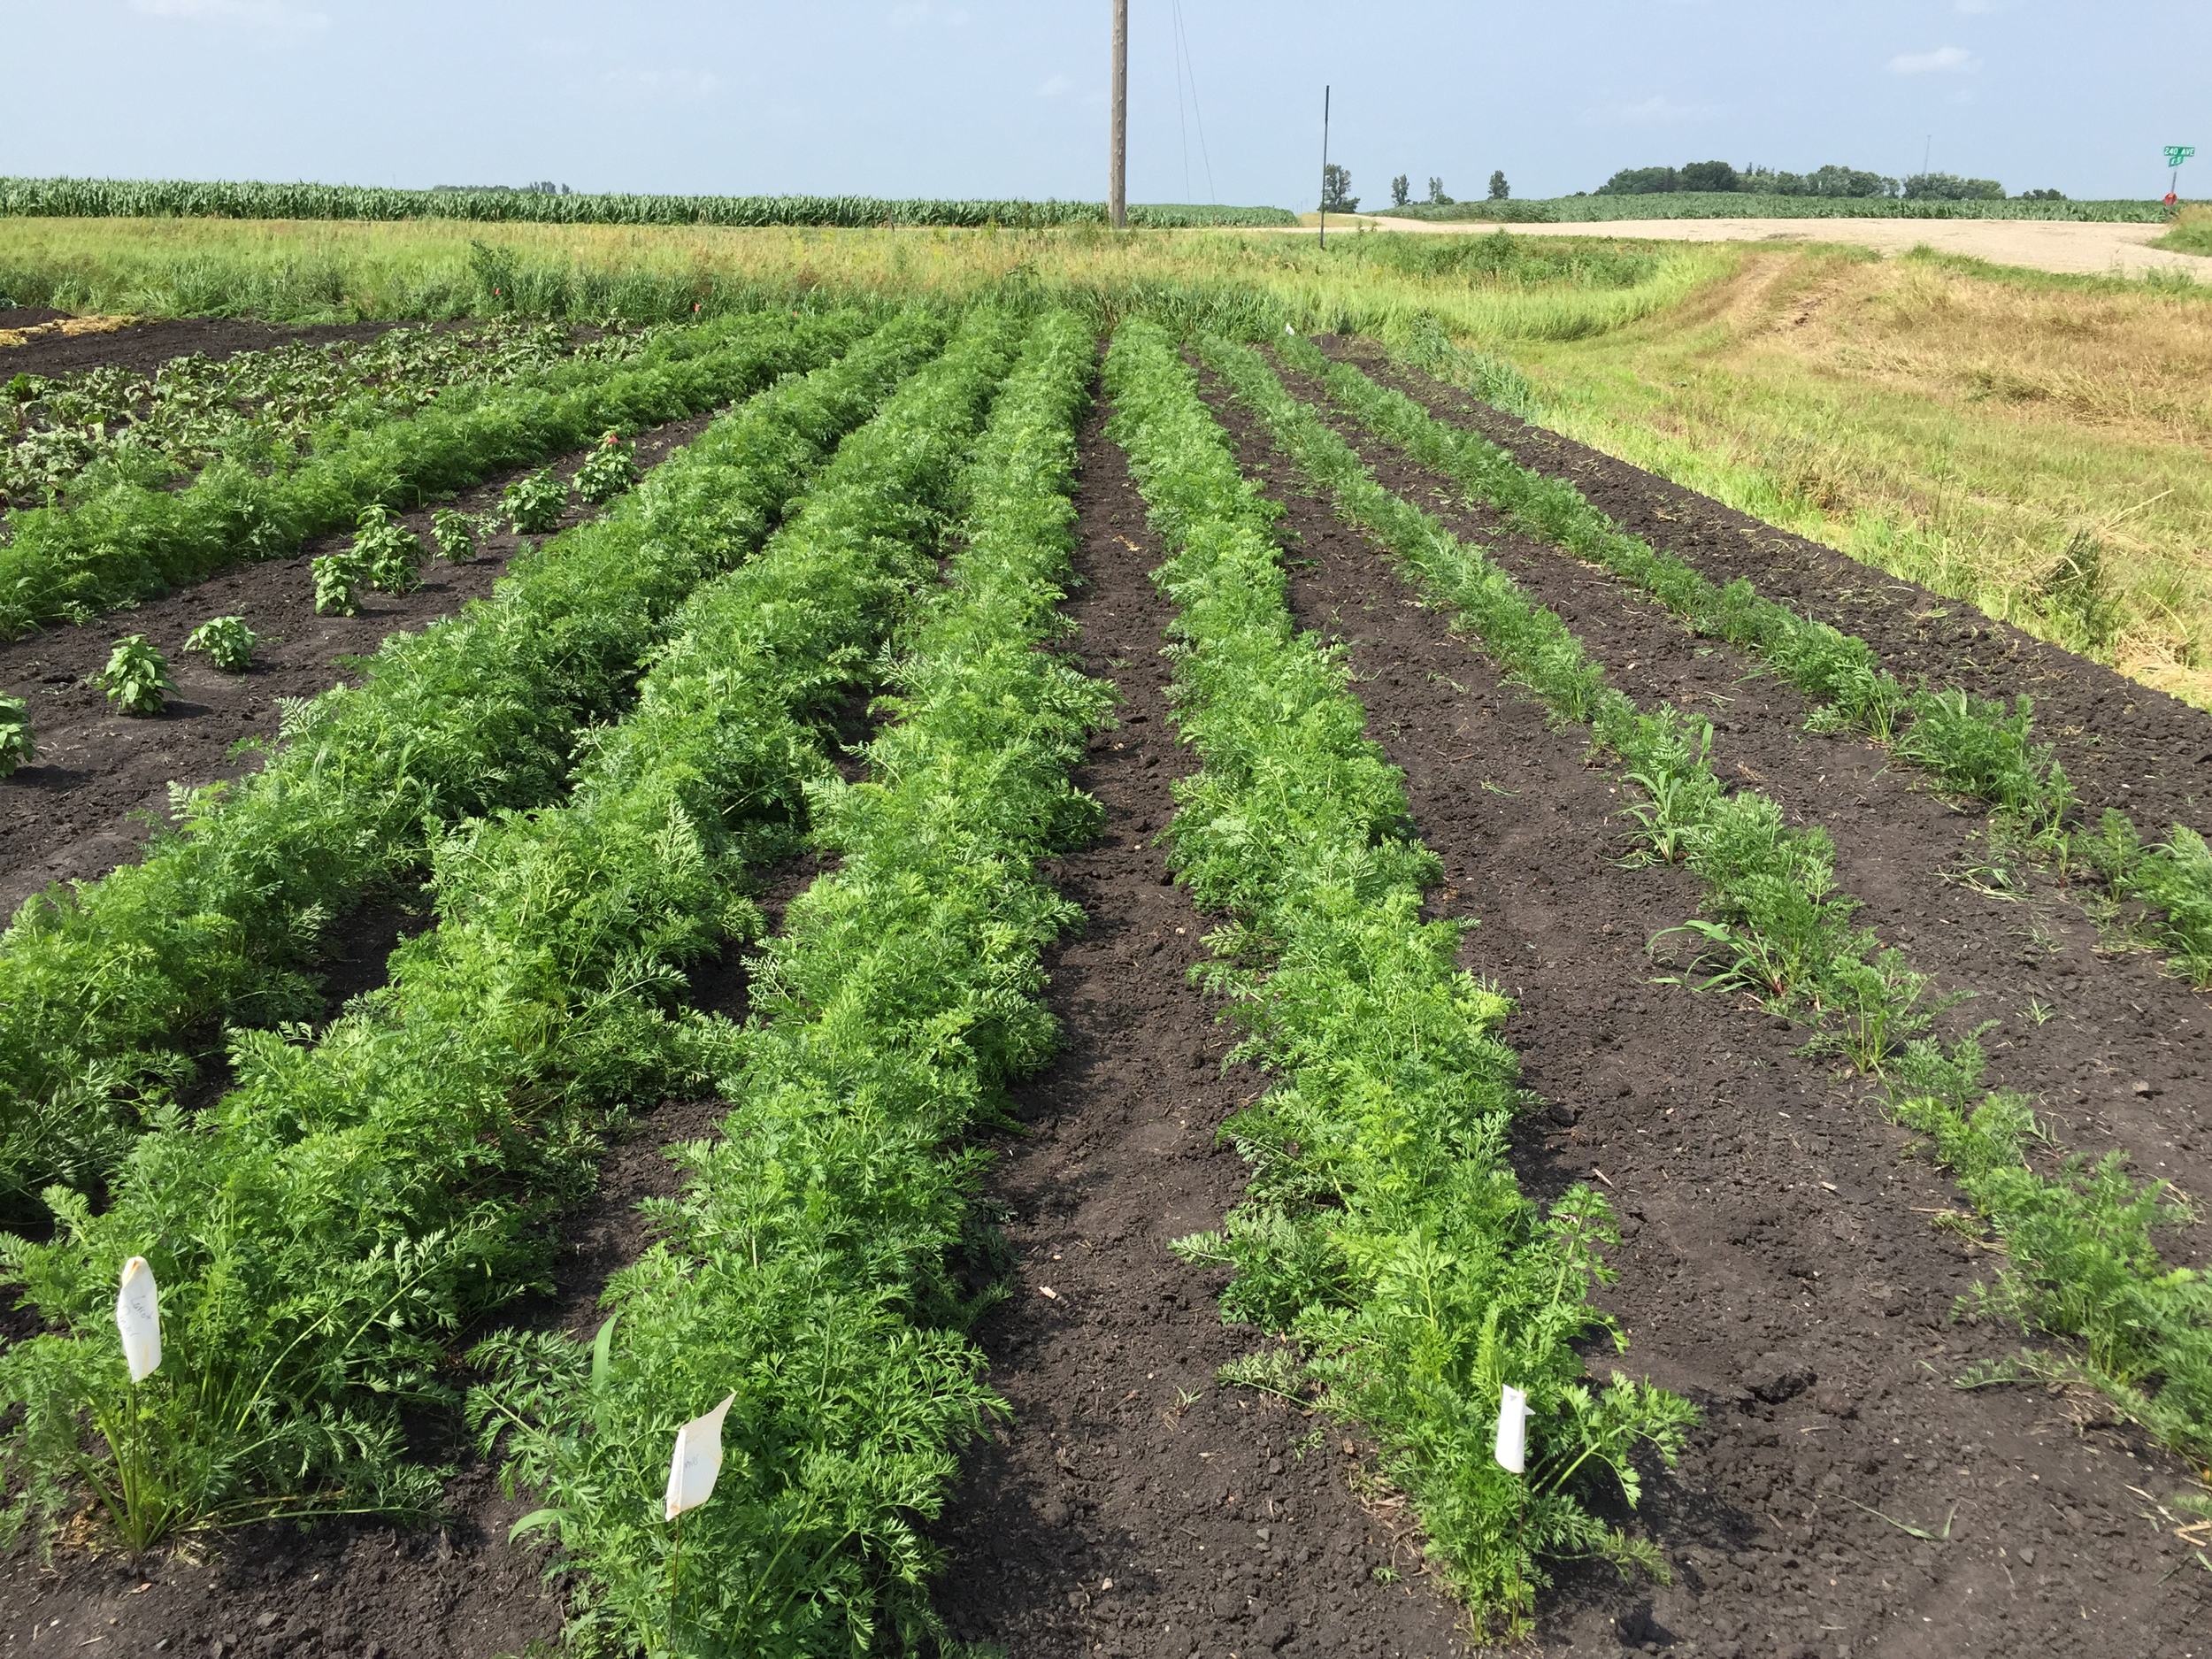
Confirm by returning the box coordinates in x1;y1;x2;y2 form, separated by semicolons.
1356;212;2205;277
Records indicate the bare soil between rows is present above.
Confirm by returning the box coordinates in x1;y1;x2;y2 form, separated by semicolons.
1325;339;2212;845
1199;368;2212;1656
0;312;402;380
0;403;725;919
5;362;2210;1659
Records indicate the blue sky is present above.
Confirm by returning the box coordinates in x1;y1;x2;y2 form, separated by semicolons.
4;1;2203;204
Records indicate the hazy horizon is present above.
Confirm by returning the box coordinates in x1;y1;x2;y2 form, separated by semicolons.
3;1;2201;206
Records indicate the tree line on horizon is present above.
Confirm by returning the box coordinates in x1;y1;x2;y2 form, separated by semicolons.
1594;159;2062;202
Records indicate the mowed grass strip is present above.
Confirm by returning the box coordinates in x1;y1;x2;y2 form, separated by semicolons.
1202;332;2212;1473
1109;320;1695;1637
465;308;1108;1658
0;311;941;1217
0;308;1028;1552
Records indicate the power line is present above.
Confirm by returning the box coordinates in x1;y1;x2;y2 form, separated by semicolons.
1171;0;1217;204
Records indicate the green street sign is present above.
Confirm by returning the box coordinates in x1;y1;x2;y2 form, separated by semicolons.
2167;145;2197;167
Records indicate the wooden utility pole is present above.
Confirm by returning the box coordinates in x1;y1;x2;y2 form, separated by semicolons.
1110;0;1129;228
1318;85;1332;247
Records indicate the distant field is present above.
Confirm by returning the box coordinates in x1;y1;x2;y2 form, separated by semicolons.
0;175;1298;230
1385;191;2180;225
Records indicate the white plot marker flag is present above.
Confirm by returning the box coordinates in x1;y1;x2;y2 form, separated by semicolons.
664;1393;736;1521
116;1256;161;1383
1494;1383;1528;1475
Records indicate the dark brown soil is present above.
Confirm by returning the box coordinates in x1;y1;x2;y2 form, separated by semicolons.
1325;339;2212;844
1197;371;2212;1656
0;406;721;917
1252;352;2212;1243
0;314;397;380
932;402;1479;1659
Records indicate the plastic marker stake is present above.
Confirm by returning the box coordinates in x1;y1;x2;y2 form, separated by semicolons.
116;1256;161;1383
1494;1383;1527;1475
664;1392;736;1521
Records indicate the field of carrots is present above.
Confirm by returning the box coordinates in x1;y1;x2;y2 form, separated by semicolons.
0;259;2208;1659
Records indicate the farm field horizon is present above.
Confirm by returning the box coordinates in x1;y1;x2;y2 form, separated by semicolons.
1;198;2210;1659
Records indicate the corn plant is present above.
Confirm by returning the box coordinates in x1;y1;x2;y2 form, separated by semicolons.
350;504;424;595
428;506;486;562
98;636;172;715
182;615;256;672
502;467;568;533
572;429;640;503
0;695;31;776
311;551;365;616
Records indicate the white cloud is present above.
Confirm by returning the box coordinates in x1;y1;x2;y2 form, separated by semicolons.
602;68;721;100
1609;96;1728;124
1888;45;1981;74
1036;73;1071;98
132;0;328;27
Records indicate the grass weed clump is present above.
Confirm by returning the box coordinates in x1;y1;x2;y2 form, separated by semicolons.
1110;320;1694;1636
470;309;1106;1658
0;311;922;1215
0;308;1027;1555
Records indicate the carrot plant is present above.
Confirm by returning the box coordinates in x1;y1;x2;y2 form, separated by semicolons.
469;308;1106;1658
1109;321;1694;1637
1208;334;2212;1472
1286;342;2212;987
0;307;1026;1555
0;310;917;1216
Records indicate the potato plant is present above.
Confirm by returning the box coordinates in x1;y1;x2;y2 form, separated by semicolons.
572;429;639;503
311;551;365;616
349;503;424;595
0;695;32;776
97;635;172;715
428;506;490;562
182;615;257;672
502;467;567;533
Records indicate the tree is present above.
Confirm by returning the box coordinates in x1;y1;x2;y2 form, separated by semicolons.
2016;187;2067;201
1598;165;1679;196
1904;171;2005;201
1678;159;1740;193
1321;164;1359;213
1487;170;1510;201
1426;176;1452;205
1391;174;1410;208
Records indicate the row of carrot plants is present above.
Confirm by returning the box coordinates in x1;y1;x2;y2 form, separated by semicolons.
1108;321;1694;1638
0;310;946;1217
0;306;1027;1554
1204;334;2212;1470
466;308;1106;1657
1288;336;2212;986
0;304;854;634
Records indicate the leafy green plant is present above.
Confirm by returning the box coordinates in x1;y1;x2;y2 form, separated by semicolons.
428;506;487;562
0;309;1024;1560
0;310;914;1217
182;615;257;672
502;467;567;533
311;551;365;616
0;695;31;777
97;635;171;715
349;504;424;595
572;429;640;503
1110;321;1694;1637
469;310;1097;1656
